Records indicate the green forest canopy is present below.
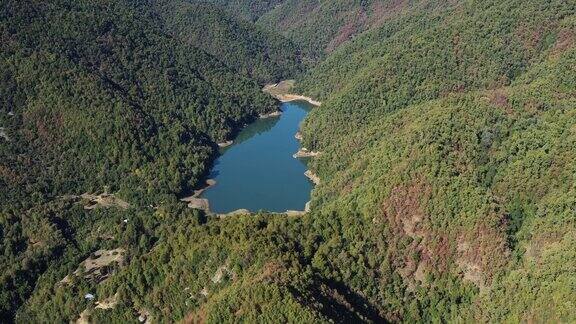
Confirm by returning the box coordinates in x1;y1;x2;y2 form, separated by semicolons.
1;0;575;323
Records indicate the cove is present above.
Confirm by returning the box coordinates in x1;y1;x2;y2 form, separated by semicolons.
201;100;314;213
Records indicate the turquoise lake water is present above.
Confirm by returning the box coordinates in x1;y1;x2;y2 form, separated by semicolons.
202;100;314;213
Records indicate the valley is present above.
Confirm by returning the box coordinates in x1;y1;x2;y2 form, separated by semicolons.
201;100;315;214
1;0;575;323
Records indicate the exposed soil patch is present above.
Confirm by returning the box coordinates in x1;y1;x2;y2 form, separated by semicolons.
80;193;130;210
181;179;216;212
80;248;126;282
381;179;511;290
259;110;283;119
264;79;295;96
95;293;119;310
137;309;152;324
62;248;127;285
181;196;210;211
217;140;233;148
456;218;510;290
76;308;91;324
304;170;320;185
263;80;322;106
212;265;235;284
382;180;430;239
293;147;321;158
0;127;9;141
216;209;251;218
381;179;436;286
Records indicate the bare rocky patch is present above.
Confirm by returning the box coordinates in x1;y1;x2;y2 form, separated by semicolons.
61;248;126;285
304;170;321;185
263;80;322;106
293;147;321;158
181;179;216;212
95;293;119;310
80;193;130;210
217;140;233;148
211;265;235;284
137;309;152;324
0;127;9;141
259;110;283;119
456;219;510;290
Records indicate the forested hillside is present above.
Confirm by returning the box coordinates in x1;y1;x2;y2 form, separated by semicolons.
298;0;576;146
0;0;295;320
296;0;576;321
204;0;286;22
1;0;575;323
154;0;305;83
256;0;415;58
301;47;576;322
206;0;416;59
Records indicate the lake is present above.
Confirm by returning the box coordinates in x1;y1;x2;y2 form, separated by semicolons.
201;100;314;213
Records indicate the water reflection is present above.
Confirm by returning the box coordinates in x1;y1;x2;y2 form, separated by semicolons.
202;101;314;213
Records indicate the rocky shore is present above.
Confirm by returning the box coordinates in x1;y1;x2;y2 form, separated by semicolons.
263;80;322;107
259;110;282;119
181;179;216;212
293;147;321;158
186;79;322;217
304;170;320;185
217;140;233;148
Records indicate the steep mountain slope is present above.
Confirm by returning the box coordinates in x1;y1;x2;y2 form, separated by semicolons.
206;0;416;59
1;0;575;323
0;0;297;320
298;0;575;147
293;0;576;321
204;0;286;22
257;0;416;57
302;44;575;321
15;4;575;321
15;41;575;322
154;0;305;83
0;0;283;204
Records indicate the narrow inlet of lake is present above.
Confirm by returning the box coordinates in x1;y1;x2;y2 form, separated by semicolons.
201;100;314;213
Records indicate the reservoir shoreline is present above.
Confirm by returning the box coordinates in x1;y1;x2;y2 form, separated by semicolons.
184;80;321;215
262;80;322;107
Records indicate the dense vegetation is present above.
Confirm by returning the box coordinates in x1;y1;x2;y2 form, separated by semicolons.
0;0;289;320
296;0;576;321
154;0;305;83
209;0;418;59
204;0;411;59
1;0;575;323
204;0;287;22
257;0;410;58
